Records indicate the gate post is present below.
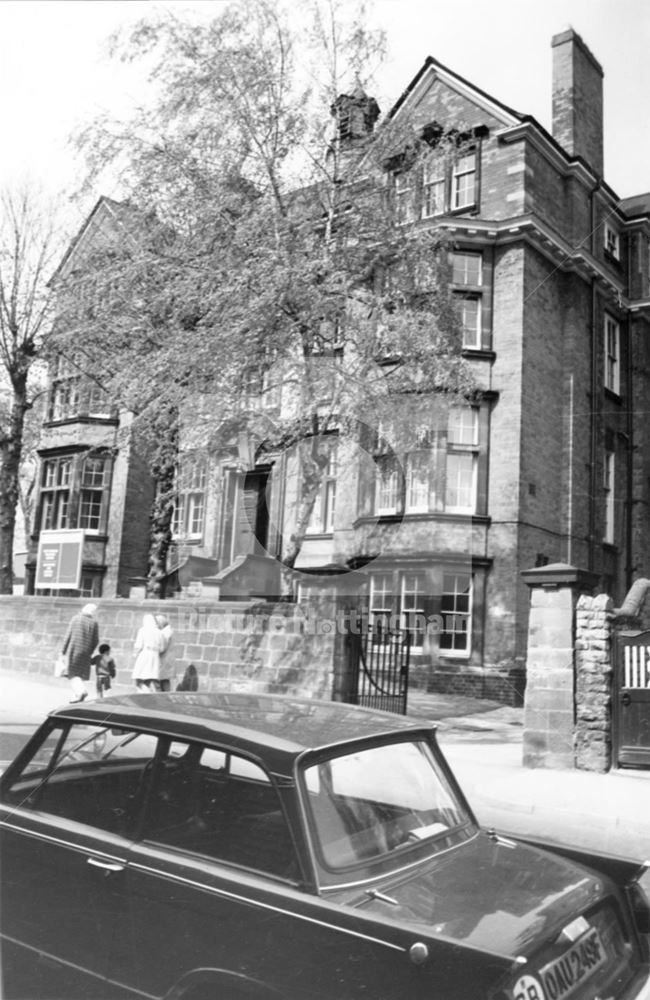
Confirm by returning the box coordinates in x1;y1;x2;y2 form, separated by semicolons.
331;599;362;704
521;563;598;769
574;594;614;772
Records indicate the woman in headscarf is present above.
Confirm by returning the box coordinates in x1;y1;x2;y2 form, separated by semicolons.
61;603;100;703
132;613;166;692
154;614;174;692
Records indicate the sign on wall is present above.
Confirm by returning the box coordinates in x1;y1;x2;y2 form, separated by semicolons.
35;530;85;590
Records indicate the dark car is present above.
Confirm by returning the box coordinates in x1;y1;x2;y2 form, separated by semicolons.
1;693;648;1000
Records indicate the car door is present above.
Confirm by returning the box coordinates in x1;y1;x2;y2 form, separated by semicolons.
105;739;459;1000
106;739;313;998
0;720;158;999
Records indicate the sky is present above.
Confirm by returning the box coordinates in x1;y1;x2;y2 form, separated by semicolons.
1;0;648;234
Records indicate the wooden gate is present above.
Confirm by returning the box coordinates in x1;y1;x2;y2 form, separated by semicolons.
348;617;410;715
613;629;650;769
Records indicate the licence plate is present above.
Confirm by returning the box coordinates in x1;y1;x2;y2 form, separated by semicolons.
538;927;607;999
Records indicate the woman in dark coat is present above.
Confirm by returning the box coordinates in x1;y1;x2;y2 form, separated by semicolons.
61;603;99;702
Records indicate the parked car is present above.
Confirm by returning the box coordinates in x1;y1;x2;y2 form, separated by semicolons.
1;692;648;1000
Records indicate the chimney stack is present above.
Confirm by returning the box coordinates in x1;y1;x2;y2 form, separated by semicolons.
331;83;380;146
551;28;604;176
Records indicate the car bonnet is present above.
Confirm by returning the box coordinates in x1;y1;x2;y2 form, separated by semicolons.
355;830;606;957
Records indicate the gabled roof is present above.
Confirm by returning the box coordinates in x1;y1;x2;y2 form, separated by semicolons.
383;54;616;194
387;54;524;128
49;195;136;286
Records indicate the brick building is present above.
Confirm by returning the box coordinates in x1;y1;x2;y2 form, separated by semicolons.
25;198;155;599
27;30;650;700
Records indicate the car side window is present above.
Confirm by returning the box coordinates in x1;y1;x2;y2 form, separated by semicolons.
2;722;160;837
143;741;300;881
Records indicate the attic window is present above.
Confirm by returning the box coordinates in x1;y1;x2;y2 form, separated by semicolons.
452;151;477;210
393;144;480;224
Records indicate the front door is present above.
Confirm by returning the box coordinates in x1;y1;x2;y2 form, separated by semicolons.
235;468;271;557
613;629;650;769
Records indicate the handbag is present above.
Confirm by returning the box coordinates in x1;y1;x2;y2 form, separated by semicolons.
54;654;68;678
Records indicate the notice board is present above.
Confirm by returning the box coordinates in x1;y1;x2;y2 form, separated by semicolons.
35;530;85;590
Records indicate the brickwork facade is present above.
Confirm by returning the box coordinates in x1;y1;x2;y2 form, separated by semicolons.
25;31;650;705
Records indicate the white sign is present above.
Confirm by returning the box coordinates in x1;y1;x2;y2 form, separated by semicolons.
35;530;85;590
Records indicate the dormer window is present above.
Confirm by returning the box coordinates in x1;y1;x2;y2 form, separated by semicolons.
604;224;620;260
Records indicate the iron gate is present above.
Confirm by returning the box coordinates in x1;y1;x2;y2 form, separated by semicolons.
613;629;650;769
348;617;410;715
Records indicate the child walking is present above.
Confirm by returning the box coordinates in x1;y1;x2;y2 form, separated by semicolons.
92;643;117;698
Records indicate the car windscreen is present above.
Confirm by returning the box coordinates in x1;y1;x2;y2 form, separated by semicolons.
302;739;470;871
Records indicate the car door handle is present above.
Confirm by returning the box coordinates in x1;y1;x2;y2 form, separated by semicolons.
87;857;125;873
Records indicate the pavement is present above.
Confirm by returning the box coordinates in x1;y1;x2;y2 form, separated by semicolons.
406;690;650;867
1;669;648;873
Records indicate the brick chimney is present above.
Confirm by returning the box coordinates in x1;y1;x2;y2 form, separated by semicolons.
551;28;604;175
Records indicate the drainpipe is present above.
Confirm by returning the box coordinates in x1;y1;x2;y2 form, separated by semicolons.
625;310;634;591
588;278;598;573
566;374;574;565
587;182;601;575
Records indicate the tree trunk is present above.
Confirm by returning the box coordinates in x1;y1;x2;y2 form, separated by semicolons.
146;411;178;599
147;483;174;599
280;441;331;596
0;375;29;594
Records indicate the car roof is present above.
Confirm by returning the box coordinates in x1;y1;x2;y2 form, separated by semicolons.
49;692;436;776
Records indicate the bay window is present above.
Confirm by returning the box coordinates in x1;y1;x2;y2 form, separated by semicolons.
445;407;479;513
372;405;482;517
369;571;427;651
38;452;111;534
306;442;338;534
48;357;111;421
368;568;473;656
78;456;108;531
376;454;401;514
40;457;72;530
440;572;472;654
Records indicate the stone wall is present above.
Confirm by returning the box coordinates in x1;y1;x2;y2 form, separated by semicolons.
0;596;338;699
574;594;614;772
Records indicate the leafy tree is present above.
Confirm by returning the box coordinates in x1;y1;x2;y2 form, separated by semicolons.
0;187;60;594
52;0;475;594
